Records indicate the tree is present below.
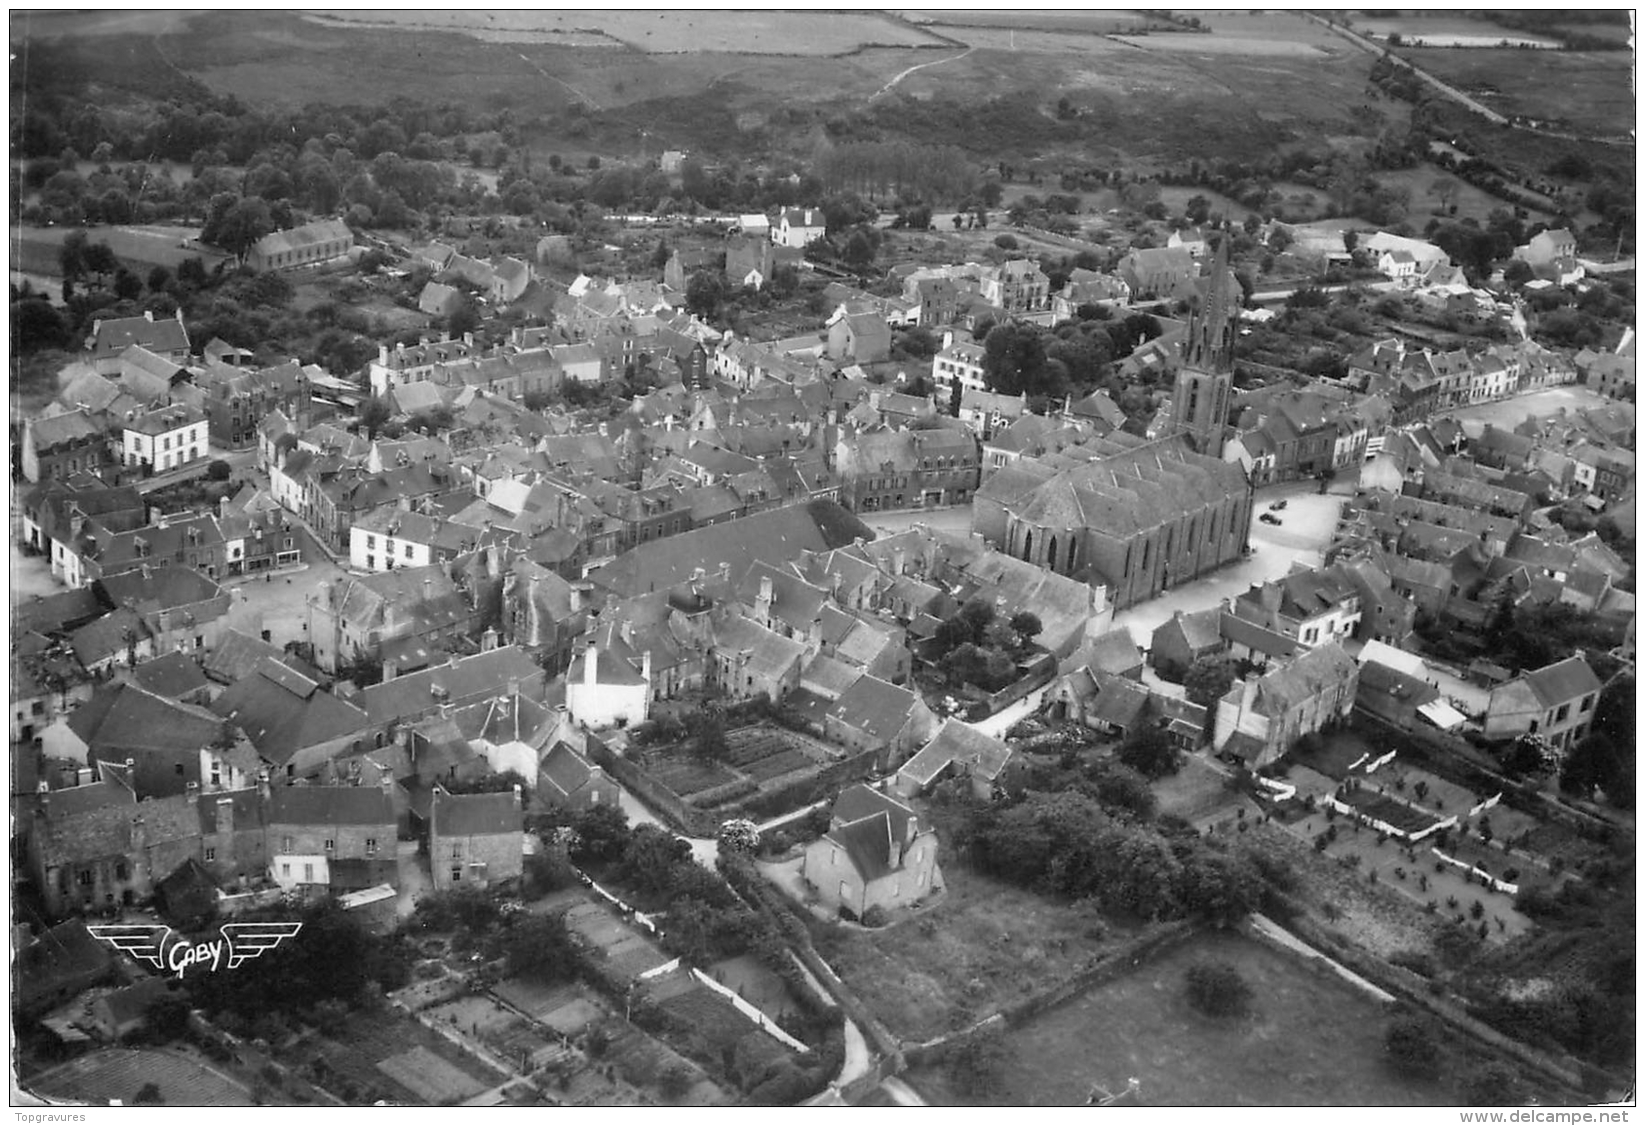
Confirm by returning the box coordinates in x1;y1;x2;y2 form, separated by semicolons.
113;267;143;302
716;818;760;855
447;295;482;341
1088;762;1157;821
132;1082;164;1105
1007;611;1042;647
685;270;727;320
358;396;392;439
1462;1062;1524;1107
211;197;275;262
147;265;172;293
1502;259;1534;287
1185;959;1252;1017
689;703;728;763
503;913;580;980
1183;657;1239;710
843;228;876;271
1117;723;1179;779
568;803;630;863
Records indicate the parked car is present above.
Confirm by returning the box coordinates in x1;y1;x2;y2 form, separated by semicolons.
1260;512;1282;525
1270;499;1288;511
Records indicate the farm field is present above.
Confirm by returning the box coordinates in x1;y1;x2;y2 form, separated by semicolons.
1111;32;1326;57
1352;14;1560;49
305;8;949;53
897;10;1162;34
1398;48;1636;136
310;1009;510;1105
826;862;1140;1042
902;930;1453;1106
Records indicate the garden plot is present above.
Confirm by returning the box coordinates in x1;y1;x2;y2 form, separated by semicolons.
1335;790;1446;837
903;930;1454;1106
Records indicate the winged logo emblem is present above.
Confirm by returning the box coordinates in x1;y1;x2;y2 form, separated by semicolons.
87;921;302;977
84;924;172;971
221;922;304;969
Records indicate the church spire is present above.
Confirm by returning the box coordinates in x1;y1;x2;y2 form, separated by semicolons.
1184;234;1235;373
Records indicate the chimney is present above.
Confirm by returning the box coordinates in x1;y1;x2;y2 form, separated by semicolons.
381;772;394;795
423;577;433;601
506;676;520;699
641;649;652;685
258;769;271;800
186;781;199;798
583;634;598;688
216;795;234;835
619;619;633;645
569;585;582;613
463;331;475;348
512;783;522;808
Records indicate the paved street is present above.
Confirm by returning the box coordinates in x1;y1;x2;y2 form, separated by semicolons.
1442;385;1616;436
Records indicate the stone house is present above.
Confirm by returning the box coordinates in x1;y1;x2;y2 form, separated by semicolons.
801;784;940;920
428;787;524;891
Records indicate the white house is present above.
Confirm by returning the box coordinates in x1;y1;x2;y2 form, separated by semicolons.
349;508;478;573
565;622;651;730
738;213;772;239
931;335;988;396
1378;250;1419;288
122;404;208;474
774;208;826;249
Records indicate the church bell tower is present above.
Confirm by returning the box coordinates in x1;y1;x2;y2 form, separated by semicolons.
1169;237;1237;457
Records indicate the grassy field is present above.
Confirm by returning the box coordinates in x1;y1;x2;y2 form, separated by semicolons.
1352;14;1560;47
903;929;1451;1106
1376;162;1562;226
1398;48;1636;136
305;9;948;53
825;862;1140;1042
900;10;1163;34
12;224;230;278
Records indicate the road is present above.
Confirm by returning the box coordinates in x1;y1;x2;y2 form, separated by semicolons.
1440;385;1616;435
1249;280;1396;305
1301;13;1508;125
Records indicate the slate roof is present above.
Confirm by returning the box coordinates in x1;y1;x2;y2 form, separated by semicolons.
587;501;869;598
269;784;395;828
1219;612;1299;660
432;788;521;837
359;647;542;727
1523;656;1602;707
539;742;599;801
825;811;897;882
28;410;104;451
825;673;918;744
210;658;371;766
251;218;353;259
65;681;223;756
204;629;324;685
1251;642;1357;716
87;312;190;360
196;786;266;834
128;651;211;700
1064;629;1144;678
899;719;1012;788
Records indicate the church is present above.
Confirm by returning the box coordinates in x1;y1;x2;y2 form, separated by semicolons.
975;242;1253;610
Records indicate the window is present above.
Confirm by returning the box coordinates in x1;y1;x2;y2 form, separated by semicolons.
1581;695;1594;713
281;863;291;877
303;863;314;882
114;862;127;881
282;836;294;851
451;866;463;882
451;844;462;859
404;542;413;557
205;847;216;862
77;869;93;886
366;534;376;549
366;838;378;856
324;838;335;852
1555;704;1570;724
